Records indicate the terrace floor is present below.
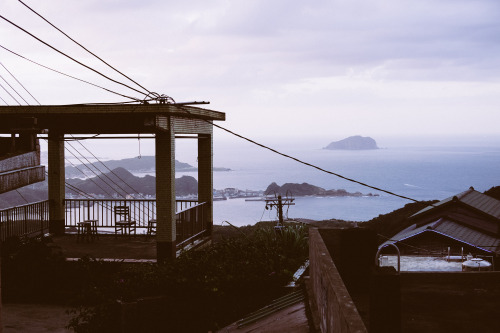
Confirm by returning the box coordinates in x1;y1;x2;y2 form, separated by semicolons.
51;234;158;260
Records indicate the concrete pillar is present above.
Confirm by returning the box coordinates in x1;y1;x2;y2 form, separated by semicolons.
198;134;213;236
47;131;65;235
155;121;176;261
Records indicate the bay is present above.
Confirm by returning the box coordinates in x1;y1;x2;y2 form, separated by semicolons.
131;142;500;227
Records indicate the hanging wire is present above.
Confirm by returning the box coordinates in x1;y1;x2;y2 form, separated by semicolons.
0;72;29;104
0;44;140;101
0;61;41;104
17;0;152;96
0;81;21;105
0;14;148;99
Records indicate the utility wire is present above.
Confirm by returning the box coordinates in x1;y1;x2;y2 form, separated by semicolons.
71;137;151;199
63;152;115;198
177;105;424;204
1;9;426;206
0;44;139;101
0;61;41;105
0;81;21;105
0;95;8;105
15;189;29;203
64;143;128;198
17;0;151;96
0;14;146;99
0;73;29;104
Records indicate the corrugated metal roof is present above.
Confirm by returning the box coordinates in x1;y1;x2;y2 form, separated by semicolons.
411;187;500;220
381;218;500;254
433;219;500;253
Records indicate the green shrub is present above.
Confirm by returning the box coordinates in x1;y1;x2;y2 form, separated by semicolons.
67;224;309;332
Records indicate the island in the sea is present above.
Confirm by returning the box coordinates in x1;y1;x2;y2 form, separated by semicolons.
264;182;379;197
324;135;379;150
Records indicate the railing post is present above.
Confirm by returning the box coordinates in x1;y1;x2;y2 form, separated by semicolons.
23;206;27;237
6;209;11;240
40;202;45;237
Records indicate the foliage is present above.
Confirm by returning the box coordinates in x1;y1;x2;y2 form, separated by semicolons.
1;235;68;302
66;224;309;332
362;200;437;243
484;186;500;201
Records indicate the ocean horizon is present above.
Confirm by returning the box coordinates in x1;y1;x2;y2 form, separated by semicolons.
47;136;500;227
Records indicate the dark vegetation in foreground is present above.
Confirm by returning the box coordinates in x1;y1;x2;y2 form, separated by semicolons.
1;223;308;332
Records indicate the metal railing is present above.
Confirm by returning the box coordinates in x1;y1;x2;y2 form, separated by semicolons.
64;199;208;243
176;202;208;247
0;200;49;241
0;199;209;246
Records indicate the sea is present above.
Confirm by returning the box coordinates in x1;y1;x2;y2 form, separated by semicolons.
62;135;500;227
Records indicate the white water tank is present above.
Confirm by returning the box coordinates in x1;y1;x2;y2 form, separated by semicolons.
462;258;492;271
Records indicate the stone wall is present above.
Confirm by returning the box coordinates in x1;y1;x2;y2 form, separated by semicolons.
309;228;367;333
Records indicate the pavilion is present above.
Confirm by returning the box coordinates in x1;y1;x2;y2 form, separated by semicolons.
0;103;226;261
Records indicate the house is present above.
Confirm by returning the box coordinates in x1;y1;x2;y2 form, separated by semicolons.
380;187;500;263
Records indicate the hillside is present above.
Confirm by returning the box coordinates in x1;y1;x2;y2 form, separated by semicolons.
65;156;230;178
265;182;378;197
67;167;198;196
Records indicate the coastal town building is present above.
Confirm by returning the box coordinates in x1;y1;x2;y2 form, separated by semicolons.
380;187;500;269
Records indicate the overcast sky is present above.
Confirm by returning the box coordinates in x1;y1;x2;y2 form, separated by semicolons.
2;0;500;146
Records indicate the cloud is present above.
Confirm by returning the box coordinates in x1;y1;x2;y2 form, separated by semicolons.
1;0;500;138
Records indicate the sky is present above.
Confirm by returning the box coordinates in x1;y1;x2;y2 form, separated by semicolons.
1;0;500;148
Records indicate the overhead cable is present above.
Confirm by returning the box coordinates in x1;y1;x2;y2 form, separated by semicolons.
177;105;423;204
0;61;41;104
0;14;146;100
0;95;8;105
0;44;139;101
0;81;20;105
17;0;152;96
0;72;29;104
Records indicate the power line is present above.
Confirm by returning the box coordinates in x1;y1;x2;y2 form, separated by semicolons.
0;95;8;105
0;61;41;105
0;72;29;104
71;137;150;199
15;189;29;203
177;105;425;204
63;152;115;198
0;81;20;105
0;14;146;99
17;0;152;96
0;44;139;101
64;143;128;198
1;8;427;206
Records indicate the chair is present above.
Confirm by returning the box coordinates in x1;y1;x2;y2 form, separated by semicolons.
147;219;157;236
114;206;136;237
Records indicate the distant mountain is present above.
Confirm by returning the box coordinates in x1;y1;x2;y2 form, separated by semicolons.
265;182;378;197
65;156;230;178
324;136;379;150
67;167;198;196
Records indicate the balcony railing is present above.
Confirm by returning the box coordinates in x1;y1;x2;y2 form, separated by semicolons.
0;200;49;241
64;199;209;247
0;199;210;248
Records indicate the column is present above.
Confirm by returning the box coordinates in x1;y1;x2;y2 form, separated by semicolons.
47;131;65;235
198;133;213;237
155;121;176;261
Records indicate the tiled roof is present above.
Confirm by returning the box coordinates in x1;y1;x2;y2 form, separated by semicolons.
381;218;500;254
411;187;500;220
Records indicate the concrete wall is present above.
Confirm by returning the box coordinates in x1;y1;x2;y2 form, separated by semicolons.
400;271;500;332
309;228;367;333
